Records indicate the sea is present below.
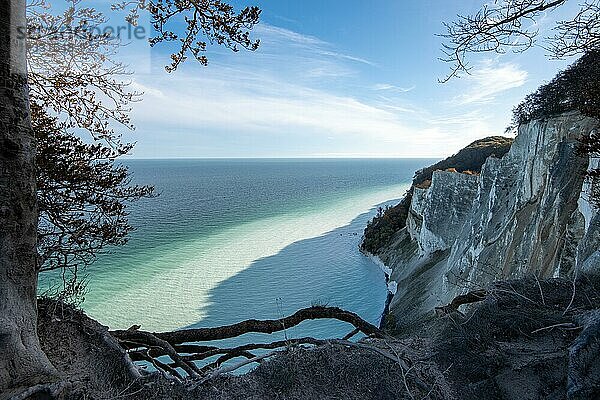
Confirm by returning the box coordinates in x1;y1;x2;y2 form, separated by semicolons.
40;158;433;348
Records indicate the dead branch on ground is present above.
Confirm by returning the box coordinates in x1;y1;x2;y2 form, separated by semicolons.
435;289;488;316
110;306;384;381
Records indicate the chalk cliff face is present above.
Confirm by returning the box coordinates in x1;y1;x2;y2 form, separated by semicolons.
376;112;600;332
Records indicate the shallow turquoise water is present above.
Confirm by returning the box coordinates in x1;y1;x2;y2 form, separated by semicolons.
41;159;433;343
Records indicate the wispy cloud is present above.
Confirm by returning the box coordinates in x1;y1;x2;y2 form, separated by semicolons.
372;83;416;92
132;70;412;142
130;66;500;158
254;24;326;47
455;61;528;105
254;23;375;69
126;24;518;158
130;24;407;148
319;50;375;66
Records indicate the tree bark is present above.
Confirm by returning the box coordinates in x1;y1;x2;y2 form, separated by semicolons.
113;306;385;381
0;0;59;395
112;306;384;345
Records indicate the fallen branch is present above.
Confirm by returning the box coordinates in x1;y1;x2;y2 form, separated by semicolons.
136;348;184;381
193;350;281;387
117;329;201;379
330;339;411;371
531;322;579;334
126;337;324;364
435;289;487;316
112;306;383;345
111;306;384;381
150;337;328;374
199;350;259;374
182;337;326;364
342;328;360;341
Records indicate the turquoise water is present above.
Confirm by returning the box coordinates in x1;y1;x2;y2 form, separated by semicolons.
41;159;432;342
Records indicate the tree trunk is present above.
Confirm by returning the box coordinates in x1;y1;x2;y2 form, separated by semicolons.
0;0;59;395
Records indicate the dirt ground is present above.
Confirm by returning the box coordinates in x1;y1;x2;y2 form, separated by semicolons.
34;275;600;400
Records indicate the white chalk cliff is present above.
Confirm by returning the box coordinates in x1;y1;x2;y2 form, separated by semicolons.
376;113;600;331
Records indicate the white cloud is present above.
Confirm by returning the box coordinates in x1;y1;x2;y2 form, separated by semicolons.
131;71;412;143
129;25;413;147
319;50;375;66
455;61;528;104
372;83;415;92
254;24;326;47
253;23;375;70
129;66;503;159
124;24;515;158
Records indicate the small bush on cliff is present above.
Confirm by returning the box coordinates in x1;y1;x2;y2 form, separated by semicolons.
361;193;413;254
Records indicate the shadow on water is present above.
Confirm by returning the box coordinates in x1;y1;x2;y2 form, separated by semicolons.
181;199;400;348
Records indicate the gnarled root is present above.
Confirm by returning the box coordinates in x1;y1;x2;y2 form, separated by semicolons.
110;306;384;381
435;289;487;316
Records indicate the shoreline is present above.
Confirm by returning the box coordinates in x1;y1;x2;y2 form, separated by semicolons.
360;247;397;329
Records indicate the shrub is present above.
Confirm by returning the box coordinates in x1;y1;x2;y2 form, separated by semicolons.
361;191;413;254
511;51;600;126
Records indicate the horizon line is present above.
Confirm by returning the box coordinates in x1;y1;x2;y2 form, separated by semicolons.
121;156;444;161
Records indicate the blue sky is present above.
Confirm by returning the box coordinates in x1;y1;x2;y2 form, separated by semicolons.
86;1;582;158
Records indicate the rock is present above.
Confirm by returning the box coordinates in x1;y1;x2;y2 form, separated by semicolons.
376;112;599;333
361;136;514;255
568;310;600;399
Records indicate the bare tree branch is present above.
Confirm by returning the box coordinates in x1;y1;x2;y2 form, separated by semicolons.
440;0;567;82
112;0;261;72
111;306;384;380
550;0;600;58
113;306;383;345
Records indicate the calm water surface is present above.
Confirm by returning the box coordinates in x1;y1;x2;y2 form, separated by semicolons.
41;159;433;345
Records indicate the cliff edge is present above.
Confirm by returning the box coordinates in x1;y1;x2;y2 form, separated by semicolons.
374;112;599;333
363;53;600;335
361;136;514;255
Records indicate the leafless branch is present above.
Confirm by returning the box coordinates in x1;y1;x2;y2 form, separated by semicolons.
111;306;385;380
440;0;567;82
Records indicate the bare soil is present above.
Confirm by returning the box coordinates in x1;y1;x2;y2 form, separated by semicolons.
35;275;600;399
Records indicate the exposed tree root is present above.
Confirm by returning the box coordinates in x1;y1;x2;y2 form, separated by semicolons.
113;306;383;343
192;350;281;387
110;306;384;381
435;289;487;316
115;329;202;379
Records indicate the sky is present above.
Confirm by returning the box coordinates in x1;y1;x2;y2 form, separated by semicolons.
75;1;583;158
